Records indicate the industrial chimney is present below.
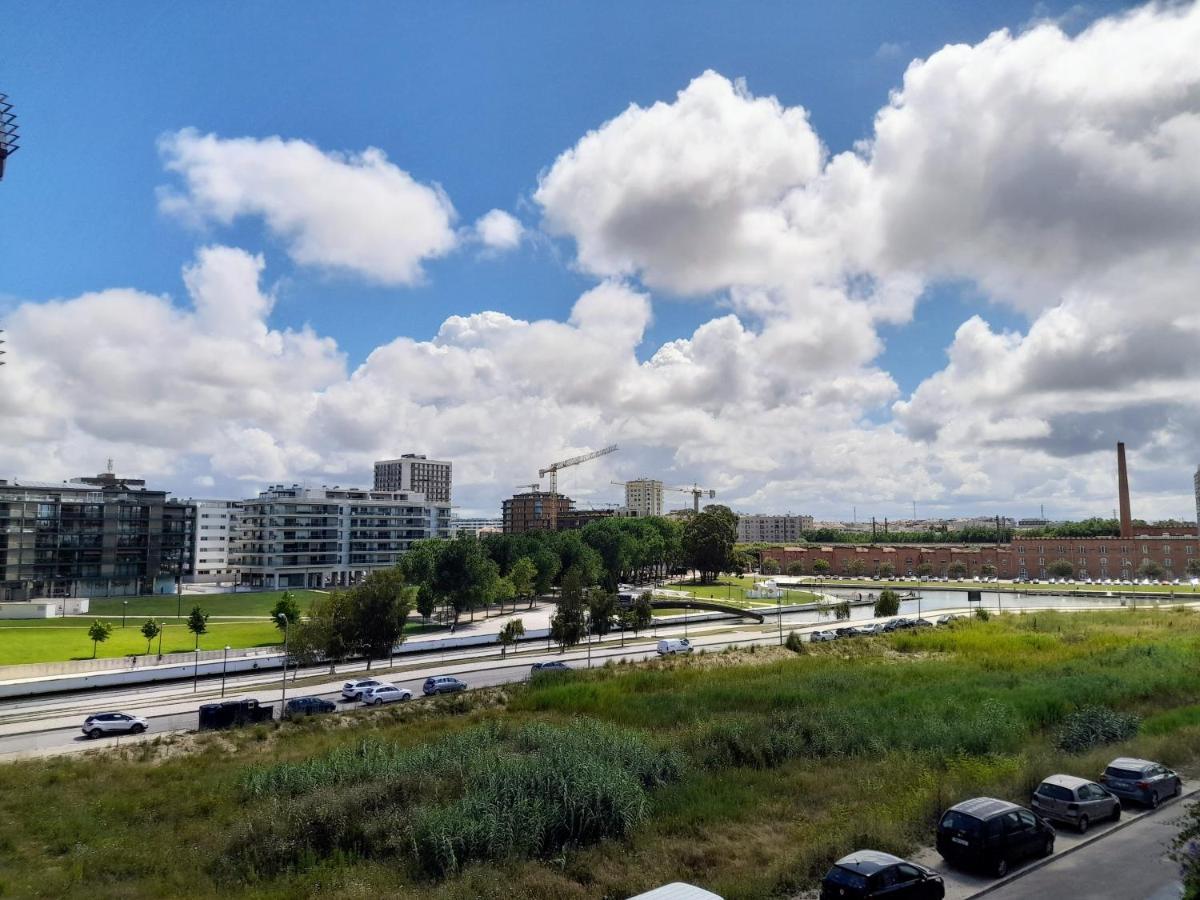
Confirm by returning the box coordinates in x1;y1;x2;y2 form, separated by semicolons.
1117;442;1133;539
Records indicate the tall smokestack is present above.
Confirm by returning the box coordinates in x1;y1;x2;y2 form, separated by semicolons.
1117;442;1133;539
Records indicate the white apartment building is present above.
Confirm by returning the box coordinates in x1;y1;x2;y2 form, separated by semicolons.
624;478;664;517
450;517;503;537
737;513;814;544
185;499;241;584
235;485;451;589
373;454;452;503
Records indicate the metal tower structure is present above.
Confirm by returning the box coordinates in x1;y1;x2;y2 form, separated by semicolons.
538;445;618;530
0;93;18;181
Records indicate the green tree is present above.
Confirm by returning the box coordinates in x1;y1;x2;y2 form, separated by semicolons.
1047;559;1074;578
1186;559;1200;578
352;568;413;669
530;547;560;604
786;561;805;577
270;590;301;633
550;567;587;650
632;591;654;633
833;601;851;621
291;590;358;673
877;562;895;578
186;606;209;649
415;584;436;623
874;589;900;617
88;619;113;658
140;619;160;654
586;587;617;636
761;558;781;576
509;556;537;611
492;576;516;615
812;559;831;576
682;505;738;583
435;536;500;623
916;562;934;577
981;564;997;577
497;618;525;657
947;562;967;579
846;559;867;576
1137;559;1166;580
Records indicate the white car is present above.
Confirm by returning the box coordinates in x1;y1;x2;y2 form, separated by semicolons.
360;684;412;705
657;638;693;656
82;712;148;739
341;678;383;700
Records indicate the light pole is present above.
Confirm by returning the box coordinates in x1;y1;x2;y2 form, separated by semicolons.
278;613;289;708
778;593;783;645
122;600;128;628
221;645;230;697
176;577;182;621
156;620;164;657
193;646;200;693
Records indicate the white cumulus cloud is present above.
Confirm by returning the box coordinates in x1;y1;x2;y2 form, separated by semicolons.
473;208;524;251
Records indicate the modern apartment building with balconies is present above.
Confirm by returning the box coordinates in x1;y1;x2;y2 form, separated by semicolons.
234;484;451;589
0;470;193;601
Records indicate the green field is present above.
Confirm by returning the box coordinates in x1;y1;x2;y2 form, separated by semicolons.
2;608;1199;898
0;620;285;665
664;576;819;606
0;615;445;666
86;589;326;621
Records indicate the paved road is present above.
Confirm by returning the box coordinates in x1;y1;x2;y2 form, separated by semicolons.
983;803;1189;900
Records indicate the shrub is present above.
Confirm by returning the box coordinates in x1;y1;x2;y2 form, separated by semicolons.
227;719;684;880
975;607;990;622
785;631;805;654
1055;705;1140;753
874;590;900;618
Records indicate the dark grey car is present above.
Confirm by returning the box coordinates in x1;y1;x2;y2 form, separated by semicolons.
422;675;467;695
1100;758;1182;808
1031;774;1120;833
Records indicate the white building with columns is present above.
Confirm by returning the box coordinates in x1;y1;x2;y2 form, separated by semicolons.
234;484;451;589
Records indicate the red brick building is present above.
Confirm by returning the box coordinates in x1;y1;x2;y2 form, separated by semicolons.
761;533;1200;580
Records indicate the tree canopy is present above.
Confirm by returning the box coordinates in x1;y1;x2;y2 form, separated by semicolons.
682;505;738;583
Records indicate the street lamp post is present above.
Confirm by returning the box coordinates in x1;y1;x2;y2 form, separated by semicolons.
778;593;783;646
221;645;230;698
193;646;200;693
176;577;182;622
278;613;290;708
122;600;128;628
156;620;164;657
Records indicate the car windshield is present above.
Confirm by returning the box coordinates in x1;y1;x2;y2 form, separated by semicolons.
825;866;868;890
940;810;983;834
1037;783;1074;801
1105;767;1143;780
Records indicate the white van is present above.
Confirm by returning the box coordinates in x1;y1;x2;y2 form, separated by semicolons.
657;638;693;656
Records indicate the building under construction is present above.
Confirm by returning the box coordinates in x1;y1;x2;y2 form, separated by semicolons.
502;491;575;534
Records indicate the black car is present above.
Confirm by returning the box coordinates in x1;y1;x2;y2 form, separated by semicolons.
284;696;337;718
937;797;1054;877
820;850;944;899
530;661;571;676
198;698;274;731
834;627;856;638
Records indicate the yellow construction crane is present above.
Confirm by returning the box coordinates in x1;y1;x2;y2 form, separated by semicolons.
669;483;716;514
538;445;618;529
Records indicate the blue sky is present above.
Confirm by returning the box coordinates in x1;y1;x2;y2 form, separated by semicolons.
4;0;1197;522
3;0;1107;366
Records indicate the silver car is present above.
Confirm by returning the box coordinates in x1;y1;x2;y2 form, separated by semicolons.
82;712;148;739
809;630;837;642
1031;774;1120;833
1100;757;1183;808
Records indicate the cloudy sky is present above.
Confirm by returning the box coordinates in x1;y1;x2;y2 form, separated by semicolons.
2;1;1199;521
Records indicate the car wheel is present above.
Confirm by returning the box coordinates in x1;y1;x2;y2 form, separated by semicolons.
1112;804;1122;821
1042;837;1054;858
1175;779;1183;798
88;728;103;739
1149;791;1160;809
994;857;1009;877
130;723;145;735
1077;815;1089;834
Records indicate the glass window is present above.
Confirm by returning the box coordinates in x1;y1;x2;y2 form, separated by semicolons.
1017;810;1036;829
895;864;922;883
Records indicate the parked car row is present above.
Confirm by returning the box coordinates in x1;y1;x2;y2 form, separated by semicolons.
810;617;954;642
820;757;1182;897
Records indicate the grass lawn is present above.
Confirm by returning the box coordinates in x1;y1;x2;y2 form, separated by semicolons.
86;589;326;621
663;576;819;606
0;621;284;665
3;608;1200;898
0;617;444;666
